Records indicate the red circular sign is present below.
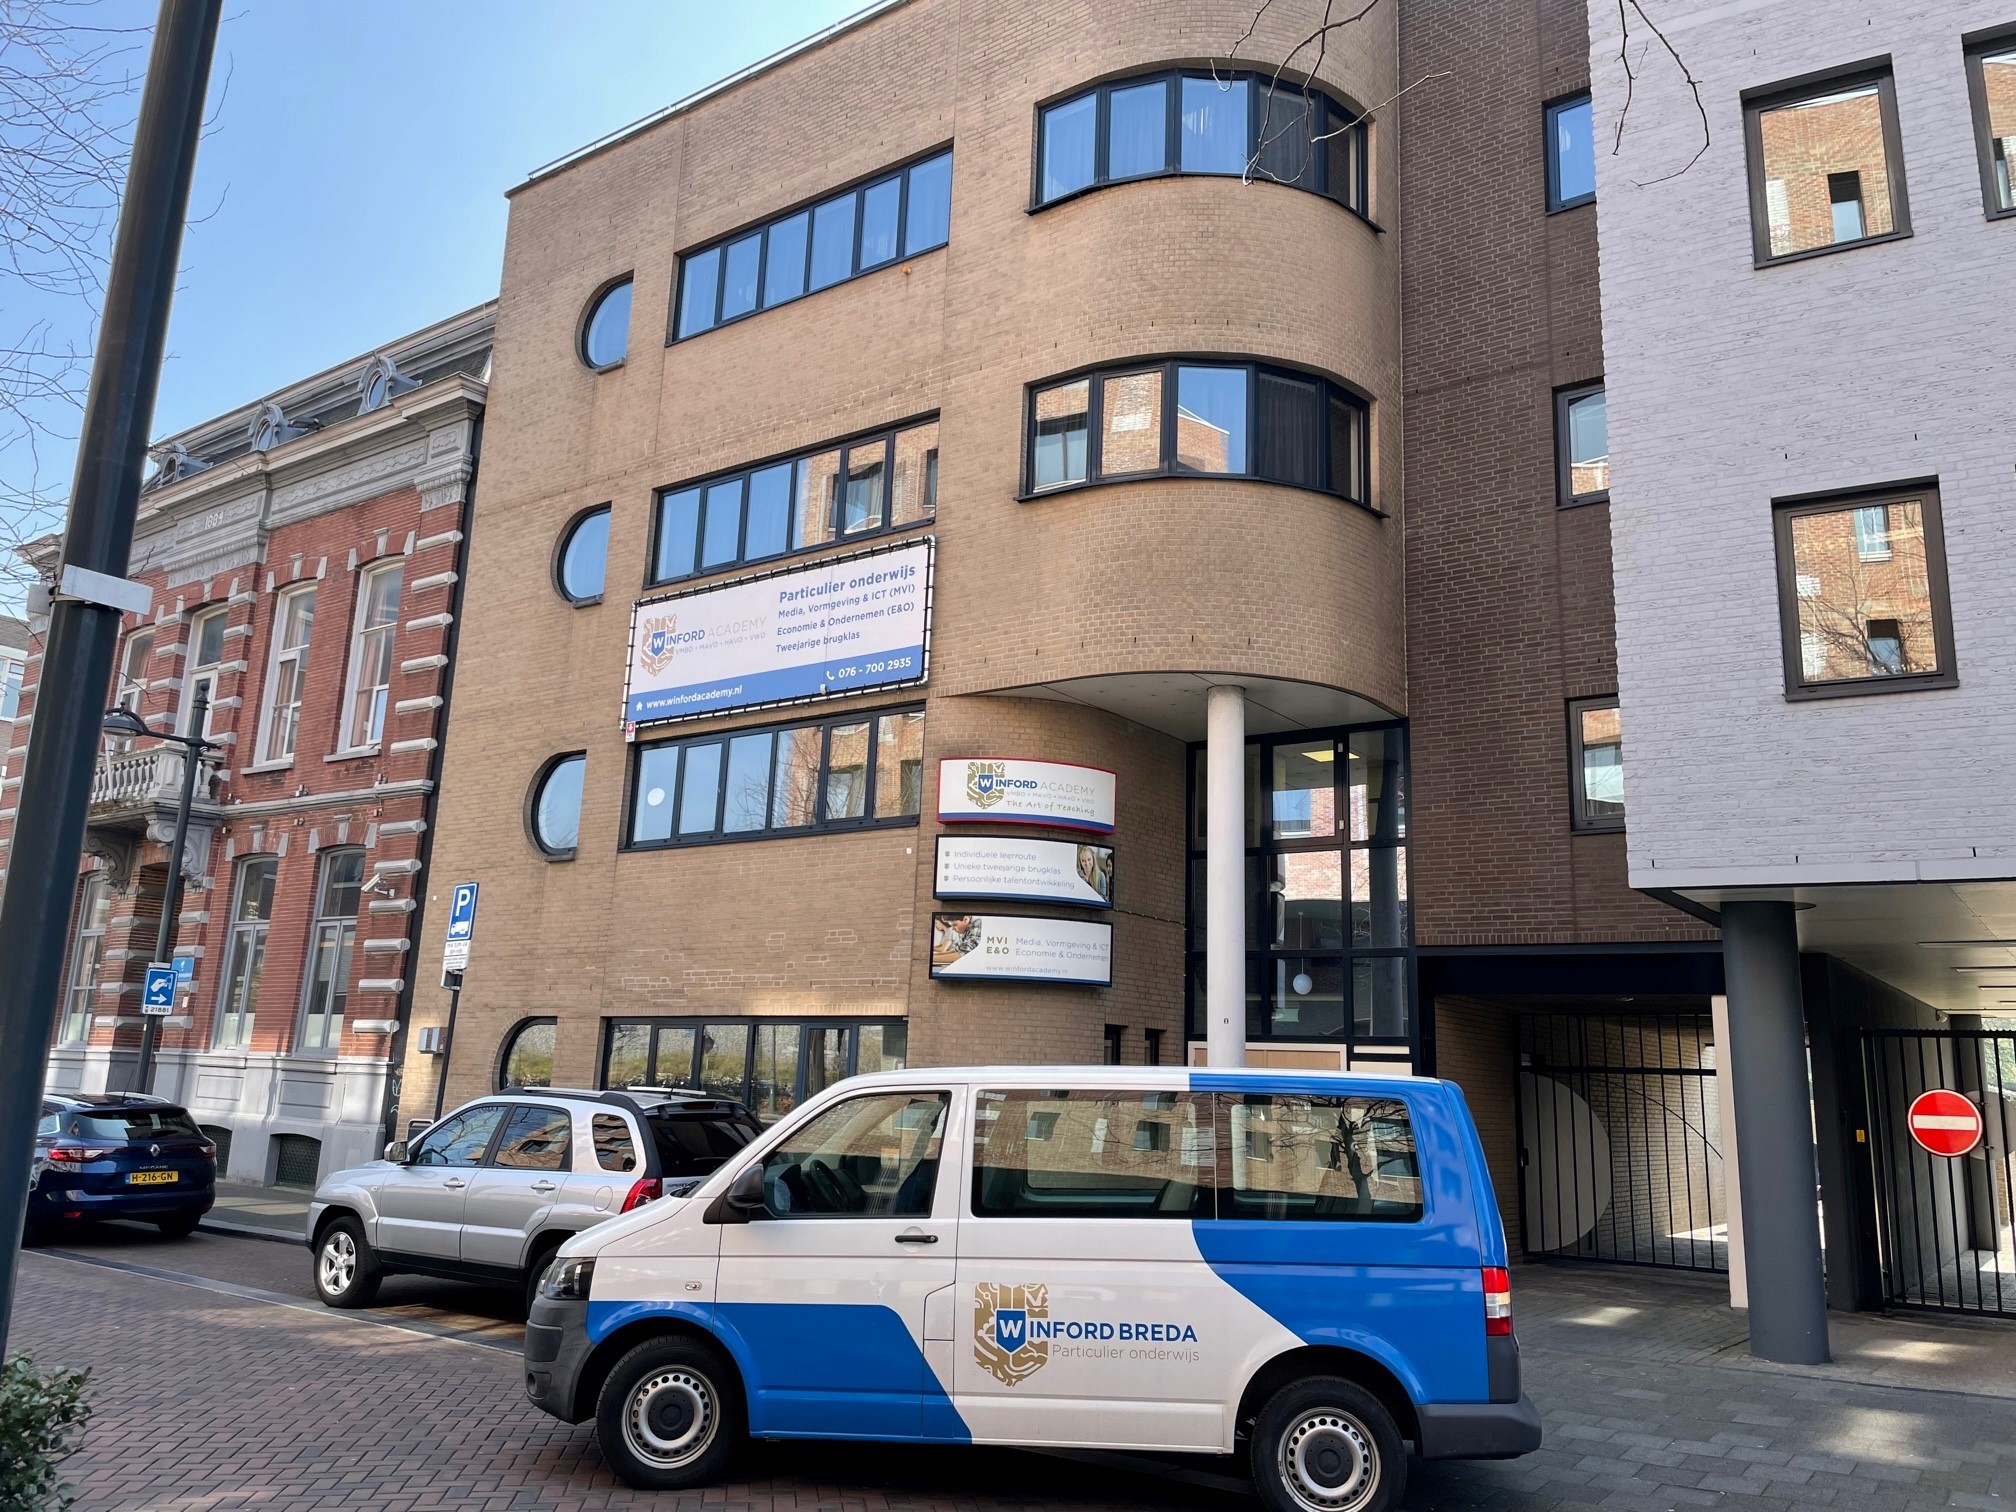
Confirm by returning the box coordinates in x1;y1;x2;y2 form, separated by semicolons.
1907;1089;1983;1158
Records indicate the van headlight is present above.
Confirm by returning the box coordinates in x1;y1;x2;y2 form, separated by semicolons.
539;1256;595;1301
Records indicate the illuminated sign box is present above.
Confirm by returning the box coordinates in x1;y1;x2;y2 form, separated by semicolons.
929;912;1114;987
934;837;1115;909
935;757;1116;832
624;539;931;729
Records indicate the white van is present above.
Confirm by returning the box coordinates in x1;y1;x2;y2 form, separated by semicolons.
523;1066;1540;1512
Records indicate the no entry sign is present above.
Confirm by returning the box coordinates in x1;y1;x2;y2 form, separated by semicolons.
1906;1089;1983;1158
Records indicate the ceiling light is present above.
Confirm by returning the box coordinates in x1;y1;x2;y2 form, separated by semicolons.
1919;940;2016;949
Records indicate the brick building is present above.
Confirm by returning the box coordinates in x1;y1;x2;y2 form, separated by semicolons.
5;305;492;1183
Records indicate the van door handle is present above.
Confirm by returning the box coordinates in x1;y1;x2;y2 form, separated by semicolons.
894;1229;939;1245
442;1177;467;1190
531;1180;557;1193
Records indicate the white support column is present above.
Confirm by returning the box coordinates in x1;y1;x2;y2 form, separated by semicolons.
1206;684;1247;1069
1711;993;1748;1310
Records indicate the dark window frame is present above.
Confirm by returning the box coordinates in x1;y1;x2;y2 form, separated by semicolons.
1544;91;1596;213
1771;480;1958;701
1963;24;2016;221
1029;67;1373;224
1742;59;1912;268
496;1017;559;1092
1566;696;1625;834
597;1014;909;1108
1021;356;1374;511
648;413;939;589
527;750;587;860
579;274;634;371
670;145;953;343
1103;1023;1126;1065
1554;379;1609;507
553;503;611;606
624;703;925;852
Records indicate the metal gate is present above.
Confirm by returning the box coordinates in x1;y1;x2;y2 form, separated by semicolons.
1516;1011;1727;1271
1863;1028;2016;1317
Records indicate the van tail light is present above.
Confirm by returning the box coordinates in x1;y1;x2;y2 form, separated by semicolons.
621;1177;663;1213
1482;1267;1513;1337
46;1147;113;1163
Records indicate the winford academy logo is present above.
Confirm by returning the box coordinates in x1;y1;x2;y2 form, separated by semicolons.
965;760;1008;811
639;613;680;676
974;1281;1049;1386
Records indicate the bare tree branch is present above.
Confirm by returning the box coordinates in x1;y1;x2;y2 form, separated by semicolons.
1610;0;1710;187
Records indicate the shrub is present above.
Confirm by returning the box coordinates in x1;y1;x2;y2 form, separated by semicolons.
0;1353;93;1511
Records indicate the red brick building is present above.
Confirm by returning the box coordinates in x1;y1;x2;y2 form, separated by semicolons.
2;304;492;1185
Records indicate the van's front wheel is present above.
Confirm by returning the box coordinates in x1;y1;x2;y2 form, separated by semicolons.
596;1336;742;1491
1252;1377;1407;1512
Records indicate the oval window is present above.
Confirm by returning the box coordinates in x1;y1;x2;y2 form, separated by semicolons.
531;753;586;855
557;506;610;602
581;278;633;369
498;1018;556;1090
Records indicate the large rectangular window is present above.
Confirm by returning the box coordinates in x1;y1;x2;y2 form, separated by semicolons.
972;1088;1213;1219
341;562;402;751
181;606;227;737
628;706;924;848
214;856;278;1050
60;874;112;1044
1186;723;1411;1047
652;418;937;586
297;847;362;1052
1545;92;1596;211
600;1016;908;1122
674;149;953;339
1745;66;1909;264
1568;697;1625;832
1034;71;1369;218
1027;360;1369;506
1773;485;1955;697
107;629;153;753
1556;381;1609;506
257;584;316;764
1965;31;2016;218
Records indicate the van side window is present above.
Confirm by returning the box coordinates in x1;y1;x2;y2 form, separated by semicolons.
1220;1094;1422;1222
592;1113;638;1172
759;1091;947;1218
972;1089;1213;1219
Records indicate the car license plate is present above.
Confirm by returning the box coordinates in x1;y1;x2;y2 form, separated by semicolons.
127;1170;178;1185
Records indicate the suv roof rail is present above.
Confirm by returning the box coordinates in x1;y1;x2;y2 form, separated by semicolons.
495;1083;740;1111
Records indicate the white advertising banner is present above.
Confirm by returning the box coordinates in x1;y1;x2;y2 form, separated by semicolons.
935;757;1117;833
929;913;1114;987
624;540;931;727
934;837;1115;909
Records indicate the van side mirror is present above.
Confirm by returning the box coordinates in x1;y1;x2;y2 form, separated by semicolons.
705;1163;767;1225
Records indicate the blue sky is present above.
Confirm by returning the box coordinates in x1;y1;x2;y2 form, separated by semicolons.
2;0;861;607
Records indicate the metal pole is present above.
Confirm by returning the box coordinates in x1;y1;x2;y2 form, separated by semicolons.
432;976;463;1122
1205;684;1246;1068
0;0;221;1353
134;686;207;1094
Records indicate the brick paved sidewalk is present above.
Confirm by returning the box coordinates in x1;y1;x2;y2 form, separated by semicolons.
13;1250;2016;1512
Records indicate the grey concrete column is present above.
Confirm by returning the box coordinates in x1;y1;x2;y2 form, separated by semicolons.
1204;685;1247;1068
1721;900;1830;1364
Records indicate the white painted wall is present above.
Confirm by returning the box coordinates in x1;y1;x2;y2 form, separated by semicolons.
1588;0;2016;890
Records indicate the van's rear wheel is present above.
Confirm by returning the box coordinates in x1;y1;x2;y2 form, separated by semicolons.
596;1335;742;1491
1252;1376;1406;1512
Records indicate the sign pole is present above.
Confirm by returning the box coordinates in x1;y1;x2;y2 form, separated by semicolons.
134;685;209;1094
432;973;462;1122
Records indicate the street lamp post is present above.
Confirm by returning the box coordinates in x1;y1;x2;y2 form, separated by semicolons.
104;686;213;1094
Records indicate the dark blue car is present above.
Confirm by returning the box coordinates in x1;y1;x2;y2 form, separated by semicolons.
28;1095;216;1240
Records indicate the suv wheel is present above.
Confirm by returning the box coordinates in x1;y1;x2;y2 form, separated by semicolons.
596;1335;742;1491
1251;1376;1406;1512
156;1211;202;1239
523;1241;562;1317
313;1215;383;1309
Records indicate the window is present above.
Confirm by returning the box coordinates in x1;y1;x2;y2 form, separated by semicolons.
756;1091;947;1218
1746;67;1909;264
494;1105;570;1170
1186;724;1411;1046
581;277;633;369
0;656;20;722
257;585;316;764
107;630;152;751
1222;1093;1422;1222
1965;33;2016;218
1545;93;1596;211
1568;698;1625;831
675;149;952;339
592;1113;638;1172
973;1088;1212;1219
628;706;923;848
601;1016;906;1116
1556;382;1609;505
499;1018;557;1089
342;562;401;750
409;1104;505;1167
1774;486;1955;696
61;874;111;1043
1034;70;1369;218
214;856;278;1049
297;847;361;1052
1027;360;1369;505
181;606;226;737
1103;1024;1125;1065
1144;1027;1164;1065
556;507;610;602
651;418;936;585
530;753;586;856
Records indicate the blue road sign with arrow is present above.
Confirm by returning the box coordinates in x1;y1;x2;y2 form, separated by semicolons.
142;963;177;1016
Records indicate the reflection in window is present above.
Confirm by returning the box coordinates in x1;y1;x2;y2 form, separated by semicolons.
1043;93;1096;200
1780;493;1949;690
1968;45;2016;214
1175;366;1247;473
1032;380;1089;490
298;847;362;1051
61;874;112;1043
1181;76;1248;172
1546;93;1596;210
602;1016;906;1119
973;1089;1212;1219
557;507;610;602
532;753;586;854
1569;699;1625;832
1225;1094;1422;1221
1557;383;1609;504
1752;76;1900;259
499;1019;557;1089
216;856;278;1050
581;278;632;368
1100;371;1162;476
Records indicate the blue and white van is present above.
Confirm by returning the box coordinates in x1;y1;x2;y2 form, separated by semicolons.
524;1066;1540;1512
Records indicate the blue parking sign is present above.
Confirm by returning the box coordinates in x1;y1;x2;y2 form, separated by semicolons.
446;882;480;942
142;963;177;1015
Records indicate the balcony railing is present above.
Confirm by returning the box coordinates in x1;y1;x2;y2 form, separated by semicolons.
89;745;220;813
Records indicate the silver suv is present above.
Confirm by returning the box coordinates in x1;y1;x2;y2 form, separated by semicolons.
307;1087;760;1313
